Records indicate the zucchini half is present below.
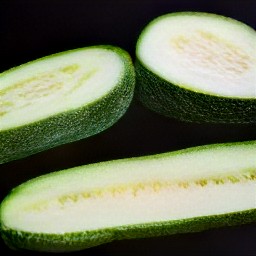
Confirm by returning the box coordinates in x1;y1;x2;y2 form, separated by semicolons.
136;12;256;123
0;46;135;164
0;140;255;252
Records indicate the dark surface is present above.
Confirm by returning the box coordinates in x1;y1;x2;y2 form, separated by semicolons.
0;0;255;255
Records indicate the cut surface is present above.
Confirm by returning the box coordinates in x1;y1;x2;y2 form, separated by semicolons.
1;141;255;234
137;12;256;98
0;47;124;130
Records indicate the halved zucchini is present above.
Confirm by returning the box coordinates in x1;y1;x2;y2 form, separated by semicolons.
136;12;256;123
0;140;255;252
0;46;135;164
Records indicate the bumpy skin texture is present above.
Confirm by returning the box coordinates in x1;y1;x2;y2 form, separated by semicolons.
0;47;135;164
1;209;255;252
135;60;256;124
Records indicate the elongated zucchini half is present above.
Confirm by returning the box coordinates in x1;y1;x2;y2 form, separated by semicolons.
0;46;135;164
136;12;256;123
1;141;255;252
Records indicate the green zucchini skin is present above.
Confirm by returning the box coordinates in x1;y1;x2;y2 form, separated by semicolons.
1;210;255;252
0;46;135;164
135;60;256;123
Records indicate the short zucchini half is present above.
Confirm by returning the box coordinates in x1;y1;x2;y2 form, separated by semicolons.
136;12;256;123
0;46;135;164
0;140;255;252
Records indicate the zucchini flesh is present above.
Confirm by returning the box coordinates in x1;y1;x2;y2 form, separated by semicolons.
135;12;256;123
0;46;135;164
0;141;255;252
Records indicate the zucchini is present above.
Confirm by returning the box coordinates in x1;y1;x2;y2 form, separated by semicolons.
0;46;135;164
0;140;255;252
135;12;256;123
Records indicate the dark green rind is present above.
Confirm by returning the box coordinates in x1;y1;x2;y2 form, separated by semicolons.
0;46;135;164
1;209;255;252
135;60;256;124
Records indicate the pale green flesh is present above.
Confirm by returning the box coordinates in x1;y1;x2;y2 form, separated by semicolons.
1;141;255;234
0;47;124;130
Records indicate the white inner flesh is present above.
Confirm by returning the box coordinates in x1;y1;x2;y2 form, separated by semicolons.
2;143;256;233
137;14;256;97
0;48;124;130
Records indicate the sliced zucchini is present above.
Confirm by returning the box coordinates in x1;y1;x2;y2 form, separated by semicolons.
0;46;135;164
136;12;256;123
0;140;255;252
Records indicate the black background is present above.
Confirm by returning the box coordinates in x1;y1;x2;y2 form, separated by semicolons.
0;0;255;255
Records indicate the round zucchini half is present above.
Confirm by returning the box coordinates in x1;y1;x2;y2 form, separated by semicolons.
136;12;256;123
0;46;135;164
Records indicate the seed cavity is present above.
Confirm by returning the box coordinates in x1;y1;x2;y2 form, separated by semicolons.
195;179;208;187
70;69;98;93
25;170;256;212
171;30;251;76
60;64;79;74
178;182;189;188
212;178;225;185
0;65;98;118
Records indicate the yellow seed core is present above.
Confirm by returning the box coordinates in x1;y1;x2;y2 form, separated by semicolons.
25;169;256;212
0;64;98;117
171;30;251;75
